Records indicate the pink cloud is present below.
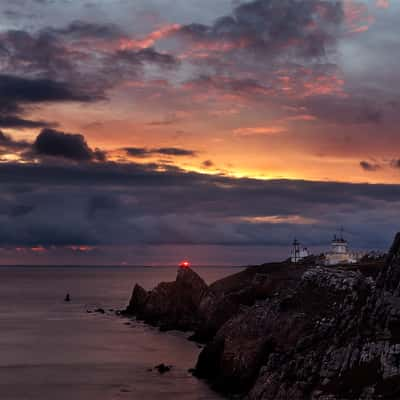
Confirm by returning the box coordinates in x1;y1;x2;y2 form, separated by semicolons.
376;0;390;8
275;67;346;98
285;114;318;122
119;24;181;50
344;0;375;34
233;126;287;136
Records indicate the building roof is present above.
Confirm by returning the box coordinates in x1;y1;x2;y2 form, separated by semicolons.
332;238;347;244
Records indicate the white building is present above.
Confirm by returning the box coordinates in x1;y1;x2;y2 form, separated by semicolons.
324;232;360;266
291;239;310;263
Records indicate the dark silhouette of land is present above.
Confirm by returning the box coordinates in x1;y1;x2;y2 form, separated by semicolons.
123;239;399;399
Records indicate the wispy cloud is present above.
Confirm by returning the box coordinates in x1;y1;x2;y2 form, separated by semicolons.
233;126;287;136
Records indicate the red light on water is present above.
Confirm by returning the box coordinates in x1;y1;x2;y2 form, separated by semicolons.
179;260;190;269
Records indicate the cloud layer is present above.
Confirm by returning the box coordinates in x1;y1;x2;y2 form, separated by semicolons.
0;0;398;264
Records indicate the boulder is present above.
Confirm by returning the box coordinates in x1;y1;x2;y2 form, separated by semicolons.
154;363;172;374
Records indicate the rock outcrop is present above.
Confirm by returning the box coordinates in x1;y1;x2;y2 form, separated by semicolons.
193;263;307;342
123;237;396;399
123;267;208;331
194;234;400;399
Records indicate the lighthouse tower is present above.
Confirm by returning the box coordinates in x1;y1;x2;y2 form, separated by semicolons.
324;228;359;266
331;229;348;255
291;239;309;263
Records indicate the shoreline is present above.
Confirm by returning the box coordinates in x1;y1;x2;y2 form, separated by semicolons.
122;236;399;399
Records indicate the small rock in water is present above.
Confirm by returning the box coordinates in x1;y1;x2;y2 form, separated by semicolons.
155;363;172;374
95;308;105;314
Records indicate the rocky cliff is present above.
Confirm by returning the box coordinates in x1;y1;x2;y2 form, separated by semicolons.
124;262;308;338
193;263;308;342
195;234;400;399
124;236;398;399
123;267;208;331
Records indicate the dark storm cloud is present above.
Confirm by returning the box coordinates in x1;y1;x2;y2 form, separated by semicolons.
0;26;178;98
111;48;178;67
125;147;197;158
0;161;398;249
87;194;120;219
0;30;74;77
156;147;197;156
0;130;30;151
0;129;107;163
202;160;214;168
360;161;381;172
33;129;106;162
124;147;149;158
0;115;52;129
0;0;396;256
177;0;344;58
0;74;95;103
47;20;124;40
172;0;391;130
0;74;99;128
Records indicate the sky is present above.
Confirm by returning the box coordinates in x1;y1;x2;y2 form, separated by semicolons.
0;0;398;265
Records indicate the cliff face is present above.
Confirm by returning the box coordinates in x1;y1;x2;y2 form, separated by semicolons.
123;267;208;331
193;263;307;342
195;234;400;399
196;268;373;397
124;235;400;399
124;262;308;337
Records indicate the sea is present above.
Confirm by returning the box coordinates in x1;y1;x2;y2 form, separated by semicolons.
0;266;241;400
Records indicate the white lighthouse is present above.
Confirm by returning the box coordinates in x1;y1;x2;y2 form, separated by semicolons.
291;239;309;263
324;229;359;266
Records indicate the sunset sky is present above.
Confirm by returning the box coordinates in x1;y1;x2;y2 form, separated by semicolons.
0;0;398;265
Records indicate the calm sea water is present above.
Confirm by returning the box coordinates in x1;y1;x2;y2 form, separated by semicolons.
0;266;240;400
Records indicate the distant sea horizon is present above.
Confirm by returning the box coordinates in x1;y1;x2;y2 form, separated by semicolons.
0;265;234;399
0;264;247;268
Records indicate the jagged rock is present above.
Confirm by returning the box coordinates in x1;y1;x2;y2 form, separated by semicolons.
124;284;149;315
194;234;400;399
195;267;373;397
124;267;208;331
192;263;307;342
155;363;172;374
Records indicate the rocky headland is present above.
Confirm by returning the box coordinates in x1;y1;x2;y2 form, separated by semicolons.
123;235;399;399
123;266;208;331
